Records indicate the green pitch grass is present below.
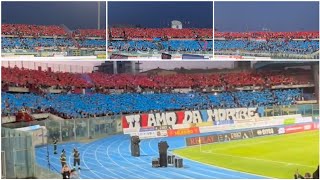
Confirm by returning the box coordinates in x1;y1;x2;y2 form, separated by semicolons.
174;130;319;179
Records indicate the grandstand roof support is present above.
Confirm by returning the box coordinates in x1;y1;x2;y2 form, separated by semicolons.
98;1;101;30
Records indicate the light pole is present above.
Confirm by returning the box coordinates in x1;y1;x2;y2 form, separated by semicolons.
98;1;101;30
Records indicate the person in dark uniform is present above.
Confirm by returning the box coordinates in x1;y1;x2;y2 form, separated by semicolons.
53;137;58;154
312;166;319;179
60;149;67;168
294;169;312;179
61;164;71;179
73;148;81;170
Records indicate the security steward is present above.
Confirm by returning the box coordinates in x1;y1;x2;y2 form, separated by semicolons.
73;148;81;170
60;149;67;168
53;137;58;154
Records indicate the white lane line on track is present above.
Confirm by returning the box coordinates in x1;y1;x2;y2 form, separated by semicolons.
105;136;145;179
117;138;170;179
81;141;104;179
135;138;195;179
94;137;125;179
144;137;202;179
148;138;248;179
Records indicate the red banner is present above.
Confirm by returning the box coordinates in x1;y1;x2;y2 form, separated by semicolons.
284;123;317;134
167;127;200;137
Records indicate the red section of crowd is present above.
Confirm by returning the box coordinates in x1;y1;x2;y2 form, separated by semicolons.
109;28;213;39
1;67;310;89
2;24;106;38
76;29;106;38
2;24;67;36
214;32;319;39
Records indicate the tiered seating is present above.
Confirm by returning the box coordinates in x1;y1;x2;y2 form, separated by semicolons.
2;66;307;89
215;40;319;54
2;24;67;36
214;32;319;39
108;28;212;52
109;28;212;39
77;39;106;48
108;40;213;51
1;37;74;49
1;89;302;118
1;24;106;49
75;29;106;38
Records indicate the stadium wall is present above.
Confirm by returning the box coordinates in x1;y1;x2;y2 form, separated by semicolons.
185;121;319;146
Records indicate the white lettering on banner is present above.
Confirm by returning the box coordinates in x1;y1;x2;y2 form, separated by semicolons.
218;109;227;120
192;111;203;123
126;115;141;128
183;111;203;124
183;111;193;124
207;108;258;122
124;108;259;128
147;114;156;127
226;109;236;120
206;110;217;122
166;112;177;126
155;113;167;126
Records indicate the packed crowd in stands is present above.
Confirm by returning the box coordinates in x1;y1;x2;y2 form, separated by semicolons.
2;89;303;118
75;29;106;38
1;66;312;118
214;32;319;40
1;24;106;49
2;24;68;36
214;40;319;54
108;40;213;52
109;28;213;39
2;38;106;49
1;66;309;90
2;24;106;38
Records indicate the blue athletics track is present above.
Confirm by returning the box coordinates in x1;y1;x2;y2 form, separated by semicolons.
35;134;268;179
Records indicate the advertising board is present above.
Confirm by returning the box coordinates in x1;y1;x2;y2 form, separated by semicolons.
167;127;200;137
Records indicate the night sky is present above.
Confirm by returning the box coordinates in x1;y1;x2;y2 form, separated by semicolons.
108;1;213;28
215;1;319;32
1;1;106;30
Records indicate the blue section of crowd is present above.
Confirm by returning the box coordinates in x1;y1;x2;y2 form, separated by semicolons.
2;89;301;118
214;40;319;54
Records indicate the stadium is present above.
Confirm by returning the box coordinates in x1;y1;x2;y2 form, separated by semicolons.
107;2;213;60
1;61;319;179
1;2;106;59
214;2;320;60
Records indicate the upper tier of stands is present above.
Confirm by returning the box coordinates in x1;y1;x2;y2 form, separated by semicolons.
1;24;106;38
214;32;319;39
1;66;311;89
109;28;213;39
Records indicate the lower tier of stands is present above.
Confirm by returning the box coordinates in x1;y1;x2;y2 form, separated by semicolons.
2;89;302;118
1;37;106;49
214;40;319;54
108;40;213;51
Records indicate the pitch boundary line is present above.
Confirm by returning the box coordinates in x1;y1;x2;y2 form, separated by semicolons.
173;153;272;179
201;150;315;168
